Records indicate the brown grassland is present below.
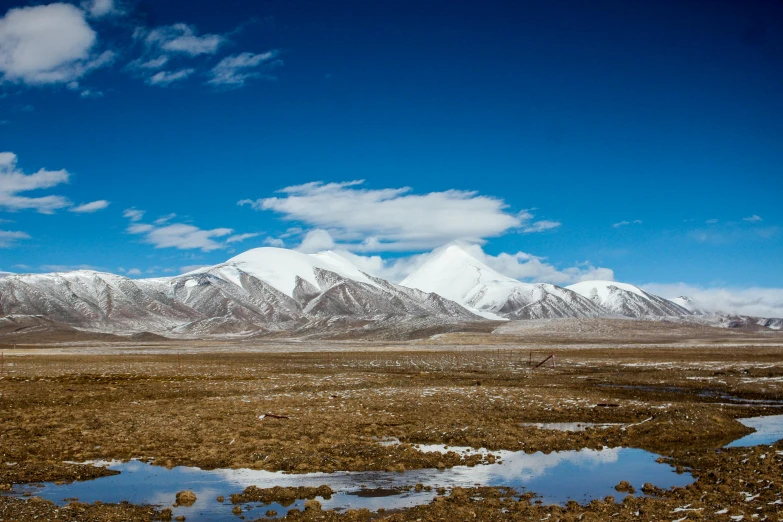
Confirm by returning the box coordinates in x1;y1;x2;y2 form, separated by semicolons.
1;319;782;520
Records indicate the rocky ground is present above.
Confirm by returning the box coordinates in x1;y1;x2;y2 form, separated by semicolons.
0;319;782;520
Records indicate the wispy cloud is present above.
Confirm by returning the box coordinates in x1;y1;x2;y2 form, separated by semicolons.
0;152;108;214
743;214;763;222
123;208;145;222
124;209;256;251
522;219;561;233
70;200;110;213
138;23;226;57
66;81;103;98
0;3;114;85
207;51;282;87
612;219;642;228
225;232;260;244
0;152;71;213
0;229;30;248
240;181;560;252
147;68;194;86
128;23;228;86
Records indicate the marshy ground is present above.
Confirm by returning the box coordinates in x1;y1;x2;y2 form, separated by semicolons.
1;319;782;520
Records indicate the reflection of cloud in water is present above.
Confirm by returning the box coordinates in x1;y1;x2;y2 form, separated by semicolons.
458;447;622;484
16;447;692;520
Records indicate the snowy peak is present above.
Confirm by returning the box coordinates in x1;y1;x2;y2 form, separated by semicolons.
567;280;690;318
401;244;611;320
186;247;382;298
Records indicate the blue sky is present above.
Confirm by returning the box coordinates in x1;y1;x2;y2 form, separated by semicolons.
1;0;782;303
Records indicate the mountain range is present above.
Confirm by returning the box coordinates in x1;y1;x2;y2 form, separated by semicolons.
0;244;780;339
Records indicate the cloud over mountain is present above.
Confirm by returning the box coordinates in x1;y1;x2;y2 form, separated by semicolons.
241;181;560;252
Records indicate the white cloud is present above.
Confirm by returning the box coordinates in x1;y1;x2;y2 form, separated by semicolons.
81;0;119;18
0;153;106;214
207;51;282;87
138;56;168;69
70;199;109;213
147;68;194;86
522;220;561;233
612;219;642;228
705;218;718;224
123;208;144;222
153;213;176;225
124;210;251;252
0;3;114;85
644;283;783;318
332;242;614;285
128;23;228;85
225;232;260;244
126;267;142;276
0;151;71;213
263;237;285;247
743;214;763;222
0;229;30;247
79;88;103;98
141;23;225;56
297;229;335;253
240;181;560;252
133;223;232;251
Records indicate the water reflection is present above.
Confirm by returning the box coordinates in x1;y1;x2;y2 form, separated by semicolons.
725;414;783;447
520;422;623;432
10;447;691;521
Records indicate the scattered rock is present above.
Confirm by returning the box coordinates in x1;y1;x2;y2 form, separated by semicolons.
175;490;197;507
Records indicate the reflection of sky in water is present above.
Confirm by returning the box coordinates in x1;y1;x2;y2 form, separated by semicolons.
520;422;622;432
11;447;692;521
725;414;783;447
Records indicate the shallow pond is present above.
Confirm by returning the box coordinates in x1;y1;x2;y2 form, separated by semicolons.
725;414;783;447
9;446;692;521
520;422;623;432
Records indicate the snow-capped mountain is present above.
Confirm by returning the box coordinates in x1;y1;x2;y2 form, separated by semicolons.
2;245;778;339
566;280;691;318
0;247;480;337
400;244;610;320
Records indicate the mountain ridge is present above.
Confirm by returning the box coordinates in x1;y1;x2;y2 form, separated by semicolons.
1;245;780;339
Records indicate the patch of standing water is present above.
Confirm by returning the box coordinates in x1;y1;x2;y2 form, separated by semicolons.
725;414;783;447
520;422;623;432
8;447;692;521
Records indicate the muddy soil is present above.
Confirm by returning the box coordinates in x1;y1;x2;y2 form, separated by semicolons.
1;334;782;520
